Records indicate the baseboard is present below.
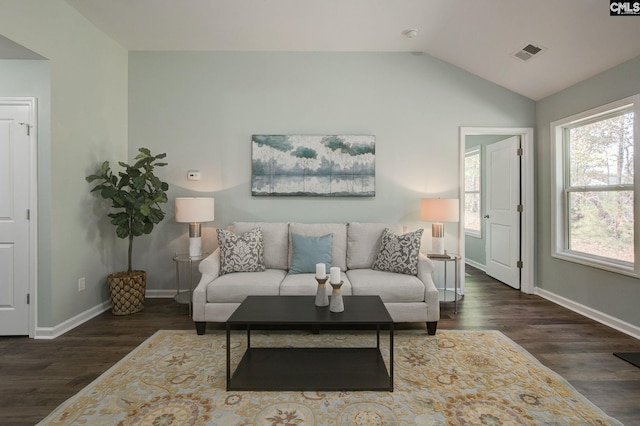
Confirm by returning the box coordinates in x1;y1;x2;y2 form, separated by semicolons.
34;291;177;339
535;288;640;341
146;290;177;298
35;300;111;339
464;258;486;271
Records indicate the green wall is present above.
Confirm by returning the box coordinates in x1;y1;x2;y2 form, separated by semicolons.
128;51;535;292
0;0;129;330
536;55;640;329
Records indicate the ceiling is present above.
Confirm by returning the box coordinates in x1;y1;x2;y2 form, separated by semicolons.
0;35;45;60
12;1;640;100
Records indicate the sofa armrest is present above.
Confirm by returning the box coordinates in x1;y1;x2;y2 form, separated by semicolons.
199;248;221;277
193;249;221;322
417;253;440;322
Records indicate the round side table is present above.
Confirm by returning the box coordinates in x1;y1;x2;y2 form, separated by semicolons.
173;253;209;316
427;253;461;313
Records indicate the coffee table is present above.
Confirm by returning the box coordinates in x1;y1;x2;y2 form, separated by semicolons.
226;295;394;392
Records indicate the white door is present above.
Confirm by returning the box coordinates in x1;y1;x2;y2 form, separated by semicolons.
485;136;520;289
0;100;34;335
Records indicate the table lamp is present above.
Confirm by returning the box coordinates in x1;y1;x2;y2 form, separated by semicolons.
421;198;459;255
175;197;215;258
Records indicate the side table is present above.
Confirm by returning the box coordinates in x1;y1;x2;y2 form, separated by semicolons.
427;253;461;313
173;253;209;316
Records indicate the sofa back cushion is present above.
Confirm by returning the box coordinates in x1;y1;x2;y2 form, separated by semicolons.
289;223;348;271
232;222;289;270
347;222;404;269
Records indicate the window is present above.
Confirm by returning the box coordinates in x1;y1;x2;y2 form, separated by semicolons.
552;95;639;276
464;147;481;237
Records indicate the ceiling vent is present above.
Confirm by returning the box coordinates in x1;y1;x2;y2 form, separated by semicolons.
513;43;545;62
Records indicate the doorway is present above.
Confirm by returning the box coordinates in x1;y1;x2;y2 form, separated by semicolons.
0;97;37;336
459;127;534;294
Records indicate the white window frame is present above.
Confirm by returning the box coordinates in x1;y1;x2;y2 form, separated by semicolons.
464;147;482;238
551;94;640;277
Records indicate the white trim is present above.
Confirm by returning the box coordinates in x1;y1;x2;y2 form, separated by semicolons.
34;291;179;339
536;288;640;341
551;94;640;277
146;289;178;298
35;300;110;339
459;127;535;294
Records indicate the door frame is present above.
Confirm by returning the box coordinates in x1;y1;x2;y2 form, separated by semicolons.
459;127;534;294
1;97;37;337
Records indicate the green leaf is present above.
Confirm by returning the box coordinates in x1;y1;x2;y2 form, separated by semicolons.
116;224;130;239
143;222;154;234
100;186;117;199
140;203;150;216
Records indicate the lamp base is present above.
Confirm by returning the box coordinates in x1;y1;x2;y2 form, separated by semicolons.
432;237;445;255
189;237;202;259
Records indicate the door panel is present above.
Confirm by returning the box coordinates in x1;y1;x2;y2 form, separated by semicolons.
0;103;31;335
485;136;520;288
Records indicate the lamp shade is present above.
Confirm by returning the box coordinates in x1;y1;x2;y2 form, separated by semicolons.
421;198;459;222
175;197;215;223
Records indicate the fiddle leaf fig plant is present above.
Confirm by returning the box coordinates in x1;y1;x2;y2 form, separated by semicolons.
86;147;169;274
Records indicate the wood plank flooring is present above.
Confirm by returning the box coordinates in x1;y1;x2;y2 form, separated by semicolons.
1;265;640;425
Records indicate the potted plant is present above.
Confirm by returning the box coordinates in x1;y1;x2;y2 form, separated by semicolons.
86;147;169;315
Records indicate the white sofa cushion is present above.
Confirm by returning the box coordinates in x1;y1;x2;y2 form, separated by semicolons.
347;222;404;269
347;269;425;303
206;269;286;303
289;223;348;271
280;273;353;296
233;222;289;270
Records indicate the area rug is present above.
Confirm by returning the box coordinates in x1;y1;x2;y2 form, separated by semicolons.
38;330;622;425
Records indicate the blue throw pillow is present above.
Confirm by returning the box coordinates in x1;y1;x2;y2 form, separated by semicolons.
289;233;333;274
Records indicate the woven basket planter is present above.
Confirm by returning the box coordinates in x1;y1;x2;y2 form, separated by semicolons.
107;270;146;315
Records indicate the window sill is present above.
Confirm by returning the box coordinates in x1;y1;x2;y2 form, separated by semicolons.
551;251;638;279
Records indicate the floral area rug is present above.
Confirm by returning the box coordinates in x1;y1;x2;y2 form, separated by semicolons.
38;330;622;425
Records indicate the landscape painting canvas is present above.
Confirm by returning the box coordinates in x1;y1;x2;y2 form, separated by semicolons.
252;135;375;197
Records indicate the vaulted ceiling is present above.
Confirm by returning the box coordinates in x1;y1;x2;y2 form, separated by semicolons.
8;1;640;100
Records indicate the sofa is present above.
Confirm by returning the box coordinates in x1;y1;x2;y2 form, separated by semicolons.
192;222;440;335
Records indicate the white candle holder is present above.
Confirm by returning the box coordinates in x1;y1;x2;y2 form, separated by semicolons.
329;281;344;313
315;277;329;307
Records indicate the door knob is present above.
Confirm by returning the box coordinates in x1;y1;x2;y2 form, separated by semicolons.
484;215;490;219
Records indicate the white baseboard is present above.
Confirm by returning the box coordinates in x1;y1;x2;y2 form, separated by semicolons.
464;258;486;271
146;290;177;298
34;291;177;339
535;288;640;341
35;300;111;339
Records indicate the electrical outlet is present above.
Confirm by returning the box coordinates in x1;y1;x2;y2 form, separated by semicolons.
78;277;86;292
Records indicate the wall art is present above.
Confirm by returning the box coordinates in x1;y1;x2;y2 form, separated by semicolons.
251;135;375;197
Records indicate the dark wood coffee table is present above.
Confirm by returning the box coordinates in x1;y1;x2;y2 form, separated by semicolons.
226;295;394;392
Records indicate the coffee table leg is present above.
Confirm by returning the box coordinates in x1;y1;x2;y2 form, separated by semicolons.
390;323;394;392
226;323;231;390
247;324;251;349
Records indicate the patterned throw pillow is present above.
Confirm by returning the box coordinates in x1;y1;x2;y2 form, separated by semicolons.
217;227;266;275
372;228;424;275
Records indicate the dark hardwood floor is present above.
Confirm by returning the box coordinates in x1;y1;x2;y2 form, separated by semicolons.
2;265;640;425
